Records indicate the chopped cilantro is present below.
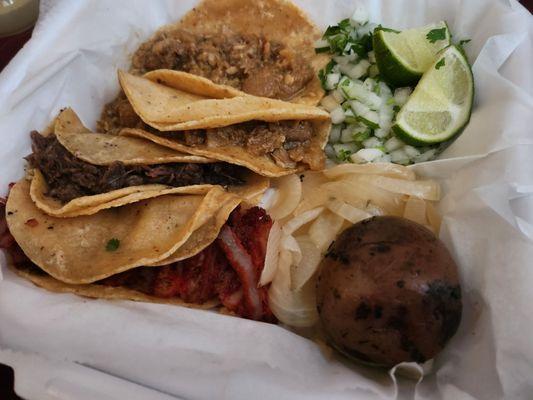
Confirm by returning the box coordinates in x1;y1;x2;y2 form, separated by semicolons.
337;18;352;31
323;25;342;38
459;39;471;46
435;58;446;70
426;27;447;43
375;25;400;34
386;97;396;105
337;149;352;162
344;115;358;124
353;130;371;142
315;46;330;54
318;60;336;89
106;238;120;252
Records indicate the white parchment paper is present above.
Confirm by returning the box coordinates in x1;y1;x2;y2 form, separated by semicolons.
0;1;532;399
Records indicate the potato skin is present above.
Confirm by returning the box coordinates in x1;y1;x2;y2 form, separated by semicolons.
316;216;462;367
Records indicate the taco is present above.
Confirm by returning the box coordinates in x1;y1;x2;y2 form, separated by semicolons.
1;185;274;321
117;70;330;177
28;108;268;217
98;0;327;135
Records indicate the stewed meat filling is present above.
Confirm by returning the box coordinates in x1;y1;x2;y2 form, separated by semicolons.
131;29;314;100
166;120;324;170
26;131;246;203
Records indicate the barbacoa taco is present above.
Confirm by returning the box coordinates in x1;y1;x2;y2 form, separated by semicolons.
28;108;268;217
115;70;331;177
1;181;275;321
98;0;327;135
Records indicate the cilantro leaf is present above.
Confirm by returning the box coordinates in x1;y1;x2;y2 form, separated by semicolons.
106;238;120;252
337;149;353;162
318;60;337;89
426;27;447;43
314;46;330;54
353;130;371;142
435;58;446;70
459;39;471;46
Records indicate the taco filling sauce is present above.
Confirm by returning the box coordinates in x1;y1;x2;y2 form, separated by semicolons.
131;30;314;100
27;131;246;203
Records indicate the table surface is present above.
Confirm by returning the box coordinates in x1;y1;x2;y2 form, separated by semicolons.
0;1;532;399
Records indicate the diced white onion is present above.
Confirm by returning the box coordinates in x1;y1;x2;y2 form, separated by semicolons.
320;94;341;112
325;73;341;90
415;149;437;163
330;106;345;124
341;127;355;143
362;137;382;148
351;148;384;163
385;136;405;152
333;142;359;157
328;125;342;143
404;145;421;158
325;144;336;159
368;64;379;78
390;148;410;164
394;87;413;107
350;5;369;25
374;127;390;138
332;88;345;102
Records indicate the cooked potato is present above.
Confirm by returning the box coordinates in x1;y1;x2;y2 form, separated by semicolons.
316;216;462;367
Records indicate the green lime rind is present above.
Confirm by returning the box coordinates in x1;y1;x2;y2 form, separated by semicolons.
392;45;474;146
373;30;421;87
373;21;451;87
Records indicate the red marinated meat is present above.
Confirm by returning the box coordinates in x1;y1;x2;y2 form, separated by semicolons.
1;194;274;322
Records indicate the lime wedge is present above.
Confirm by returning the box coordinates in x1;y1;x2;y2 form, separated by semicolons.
373;21;451;86
392;45;474;146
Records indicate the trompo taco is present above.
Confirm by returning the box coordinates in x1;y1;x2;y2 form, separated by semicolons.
115;70;331;177
28;108;268;217
1;180;275;321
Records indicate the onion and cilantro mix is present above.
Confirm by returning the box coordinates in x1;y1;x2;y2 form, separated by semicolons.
316;7;471;165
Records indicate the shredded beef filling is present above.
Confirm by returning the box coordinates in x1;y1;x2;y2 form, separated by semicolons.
26;131;246;203
131;29;313;100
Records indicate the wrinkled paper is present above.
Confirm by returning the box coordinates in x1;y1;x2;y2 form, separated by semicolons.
0;0;532;399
